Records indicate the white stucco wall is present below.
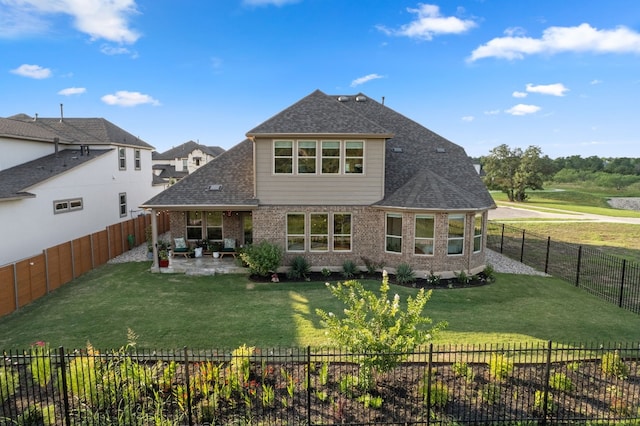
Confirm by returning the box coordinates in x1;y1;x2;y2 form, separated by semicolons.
0;147;160;266
0;137;67;171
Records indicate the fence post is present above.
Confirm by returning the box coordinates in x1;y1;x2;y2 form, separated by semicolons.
58;346;71;426
575;246;582;287
544;236;551;274
426;343;433;426
500;224;505;253
184;347;193;426
618;259;627;308
307;346;312;426
520;229;526;263
541;340;553;426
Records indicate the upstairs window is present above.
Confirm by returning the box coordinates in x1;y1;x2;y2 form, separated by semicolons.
54;198;83;214
345;141;364;174
474;213;483;253
118;148;126;170
134;149;141;170
385;213;402;253
415;215;434;255
448;214;465;255
274;141;293;174
321;141;340;174
298;141;317;173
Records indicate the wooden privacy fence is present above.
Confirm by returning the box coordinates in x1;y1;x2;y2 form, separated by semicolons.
487;221;640;314
0;212;169;318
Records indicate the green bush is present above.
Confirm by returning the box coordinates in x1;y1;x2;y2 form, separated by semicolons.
488;353;514;381
361;257;383;275
287;256;310;280
454;270;470;285
534;390;556;413
341;259;358;279
239;241;283;278
549;372;573;392
419;377;449;408
480;383;501;405
601;350;629;379
452;361;475;383
394;263;416;285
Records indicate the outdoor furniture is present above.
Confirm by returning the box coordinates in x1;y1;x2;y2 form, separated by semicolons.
220;238;237;258
172;237;190;258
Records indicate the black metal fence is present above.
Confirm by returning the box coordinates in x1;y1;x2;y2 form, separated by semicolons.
487;222;640;314
2;342;639;425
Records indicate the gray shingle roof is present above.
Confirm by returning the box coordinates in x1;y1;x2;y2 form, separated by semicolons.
0;149;111;200
141;139;257;208
8;115;154;150
142;90;494;211
153;140;225;160
0;117;72;143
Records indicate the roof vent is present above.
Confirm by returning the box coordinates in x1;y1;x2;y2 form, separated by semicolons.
337;96;350;102
355;95;367;102
391;147;403;153
207;184;222;191
436;147;446;153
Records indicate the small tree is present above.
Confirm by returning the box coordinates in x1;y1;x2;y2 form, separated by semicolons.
316;271;446;389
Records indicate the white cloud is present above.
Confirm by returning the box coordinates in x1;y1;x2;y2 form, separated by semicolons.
377;4;476;40
58;87;86;96
100;44;137;57
350;73;384;87
0;0;140;43
10;64;51;79
526;83;569;96
101;91;160;107
512;91;527;98
590;79;603;85
242;0;299;6
505;104;541;116
461;115;474;122
469;23;640;61
484;109;501;115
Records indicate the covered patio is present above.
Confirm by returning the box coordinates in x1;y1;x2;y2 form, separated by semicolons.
158;254;248;276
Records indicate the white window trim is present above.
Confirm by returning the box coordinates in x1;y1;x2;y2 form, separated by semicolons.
385;213;403;254
286;213;306;252
447;214;465;256
473;213;483;253
297;140;318;175
332;212;352;252
344;140;365;174
309;212;328;252
274;140;294;175
134;149;141;170
274;139;366;176
119;193;127;218
118;147;126;170
321;140;341;174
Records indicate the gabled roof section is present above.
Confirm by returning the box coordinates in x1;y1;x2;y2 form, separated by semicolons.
0;117;72;143
335;92;495;210
141;139;257;208
9;115;153;150
246;89;393;138
153;140;225;160
0;149;111;201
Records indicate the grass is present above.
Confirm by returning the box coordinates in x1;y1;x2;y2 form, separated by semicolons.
1;262;639;350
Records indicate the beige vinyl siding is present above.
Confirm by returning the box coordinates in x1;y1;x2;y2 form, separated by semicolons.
254;138;385;205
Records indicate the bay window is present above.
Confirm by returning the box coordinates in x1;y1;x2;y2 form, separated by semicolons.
448;214;465;255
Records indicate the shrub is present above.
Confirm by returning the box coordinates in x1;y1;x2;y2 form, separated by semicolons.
483;263;496;283
534;390;556;413
287;256;310;280
452;361;474;383
341;259;358;279
425;270;441;285
488;353;514;381
549;372;573;392
454;270;470;285
419;377;449;408
0;366;19;402
240;241;283;278
321;267;331;278
480;383;501;405
601;350;629;379
394;263;416;285
361;257;383;275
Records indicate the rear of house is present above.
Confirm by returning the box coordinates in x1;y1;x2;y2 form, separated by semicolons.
141;90;495;276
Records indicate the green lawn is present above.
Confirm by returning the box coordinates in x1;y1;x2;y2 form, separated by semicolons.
1;262;639;350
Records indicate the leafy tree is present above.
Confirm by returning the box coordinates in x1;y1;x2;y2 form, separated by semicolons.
316;271;446;389
481;144;545;201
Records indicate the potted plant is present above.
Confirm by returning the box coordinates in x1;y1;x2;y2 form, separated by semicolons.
145;225;154;259
210;241;222;258
158;240;170;267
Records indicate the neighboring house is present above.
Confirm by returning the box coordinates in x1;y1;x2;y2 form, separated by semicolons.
141;90;496;276
152;140;225;187
0;114;158;266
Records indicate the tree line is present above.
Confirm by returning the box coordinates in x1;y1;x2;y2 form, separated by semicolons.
476;144;640;202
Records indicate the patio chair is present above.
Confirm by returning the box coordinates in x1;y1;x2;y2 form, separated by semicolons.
172;237;190;258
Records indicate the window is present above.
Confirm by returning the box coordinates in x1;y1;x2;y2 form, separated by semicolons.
309;213;328;251
118;147;126;170
182;158;188;170
134;149;141;170
386;213;402;253
415;215;434;255
321;141;340;174
119;193;127;217
195;158;201;166
298;141;317;174
186;211;203;240
474;213;483;253
345;141;364;174
54;198;81;214
274;141;293;174
333;213;351;251
206;211;223;240
287;213;305;251
448;214;465;255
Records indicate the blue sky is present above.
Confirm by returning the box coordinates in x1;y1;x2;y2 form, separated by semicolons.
2;0;640;159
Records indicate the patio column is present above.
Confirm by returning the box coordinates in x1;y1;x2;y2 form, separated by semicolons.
151;209;159;270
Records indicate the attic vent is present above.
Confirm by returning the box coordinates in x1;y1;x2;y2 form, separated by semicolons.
337;96;350;102
436;147;446;153
355;95;367;102
391;147;403;153
207;184;222;191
